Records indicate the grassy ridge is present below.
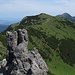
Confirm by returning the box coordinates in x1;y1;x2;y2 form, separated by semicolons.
0;13;75;75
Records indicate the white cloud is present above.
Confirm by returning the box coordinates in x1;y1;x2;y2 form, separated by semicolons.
0;0;75;18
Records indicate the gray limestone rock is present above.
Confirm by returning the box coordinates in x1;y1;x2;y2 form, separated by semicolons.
0;29;48;75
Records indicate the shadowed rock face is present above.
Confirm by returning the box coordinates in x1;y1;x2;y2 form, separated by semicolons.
0;29;48;75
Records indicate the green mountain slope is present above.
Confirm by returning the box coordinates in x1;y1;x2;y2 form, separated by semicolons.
1;13;75;75
0;41;6;60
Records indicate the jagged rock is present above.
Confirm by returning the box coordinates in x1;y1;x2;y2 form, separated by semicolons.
0;29;48;75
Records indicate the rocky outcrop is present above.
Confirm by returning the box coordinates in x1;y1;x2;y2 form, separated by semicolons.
0;29;48;75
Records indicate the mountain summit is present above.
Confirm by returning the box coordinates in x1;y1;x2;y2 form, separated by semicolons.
19;13;50;26
57;13;75;22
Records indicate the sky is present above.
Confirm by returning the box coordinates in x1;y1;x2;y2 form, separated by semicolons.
0;0;75;20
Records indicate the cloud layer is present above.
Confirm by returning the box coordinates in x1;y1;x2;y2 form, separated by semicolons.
0;0;75;19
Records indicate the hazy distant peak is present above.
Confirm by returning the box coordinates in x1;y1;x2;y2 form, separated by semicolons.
61;13;72;18
62;13;71;15
57;13;75;22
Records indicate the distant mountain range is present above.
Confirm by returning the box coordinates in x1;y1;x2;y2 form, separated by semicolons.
0;25;9;32
57;13;75;22
0;19;21;32
0;19;20;25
